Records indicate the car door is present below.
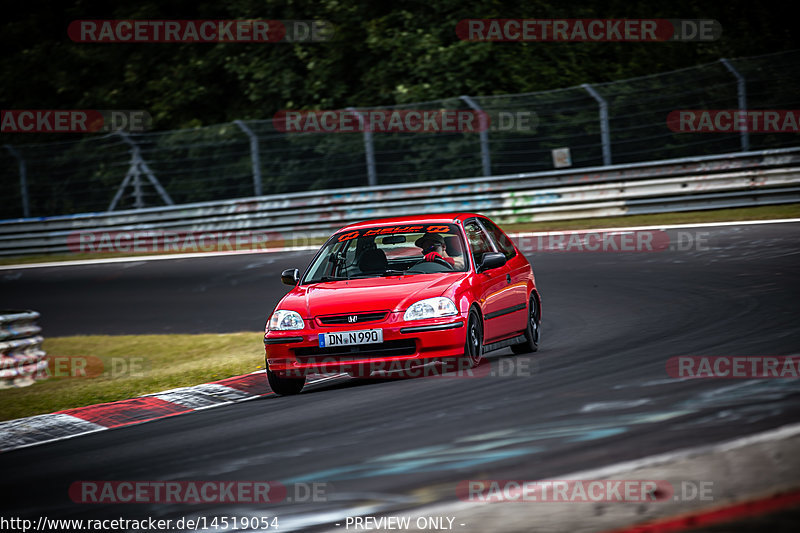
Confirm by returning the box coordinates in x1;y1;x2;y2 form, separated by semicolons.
477;217;529;336
463;219;517;343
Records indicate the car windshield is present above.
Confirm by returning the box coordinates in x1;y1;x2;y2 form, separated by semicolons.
302;223;469;283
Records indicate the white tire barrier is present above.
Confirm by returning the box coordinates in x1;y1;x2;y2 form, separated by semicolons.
0;311;46;389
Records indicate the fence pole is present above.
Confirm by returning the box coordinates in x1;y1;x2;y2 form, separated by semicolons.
347;107;377;186
582;83;612;166
108;171;134;211
4;145;29;218
234;120;264;196
132;167;144;209
459;95;491;176
720;58;750;152
110;132;173;210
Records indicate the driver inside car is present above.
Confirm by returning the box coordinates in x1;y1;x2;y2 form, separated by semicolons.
415;233;464;270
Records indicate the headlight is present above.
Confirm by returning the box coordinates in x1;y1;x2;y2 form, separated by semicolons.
403;297;458;321
268;310;305;330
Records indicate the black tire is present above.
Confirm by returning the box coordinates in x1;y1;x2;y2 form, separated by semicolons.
511;294;540;354
266;368;306;395
462;308;484;369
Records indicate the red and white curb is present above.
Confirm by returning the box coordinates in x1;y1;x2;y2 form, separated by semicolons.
0;371;340;453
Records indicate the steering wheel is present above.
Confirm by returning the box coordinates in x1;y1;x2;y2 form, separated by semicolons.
412;255;455;271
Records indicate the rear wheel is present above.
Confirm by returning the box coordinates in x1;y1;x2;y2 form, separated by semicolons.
266;368;306;395
511;294;540;354
462;308;484;369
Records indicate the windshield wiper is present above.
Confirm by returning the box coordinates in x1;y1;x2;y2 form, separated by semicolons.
318;275;350;282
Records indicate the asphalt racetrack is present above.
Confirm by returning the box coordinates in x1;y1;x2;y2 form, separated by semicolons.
1;221;799;530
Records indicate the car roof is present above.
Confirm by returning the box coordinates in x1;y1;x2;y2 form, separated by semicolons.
336;213;484;233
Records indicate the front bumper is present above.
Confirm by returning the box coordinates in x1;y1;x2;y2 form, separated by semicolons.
264;311;467;375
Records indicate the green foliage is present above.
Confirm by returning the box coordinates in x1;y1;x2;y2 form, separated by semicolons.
2;0;797;132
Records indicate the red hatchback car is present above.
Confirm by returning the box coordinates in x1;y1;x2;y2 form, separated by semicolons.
263;213;541;395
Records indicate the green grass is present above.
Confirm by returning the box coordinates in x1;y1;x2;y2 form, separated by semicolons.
1;203;798;266
0;333;266;422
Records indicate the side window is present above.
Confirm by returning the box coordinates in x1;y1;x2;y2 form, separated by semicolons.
479;218;517;260
464;220;495;267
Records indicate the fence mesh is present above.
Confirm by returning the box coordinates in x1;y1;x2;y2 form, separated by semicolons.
1;49;798;219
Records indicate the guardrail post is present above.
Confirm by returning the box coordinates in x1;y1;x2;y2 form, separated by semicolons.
582;83;612;166
460;95;492;176
4;145;30;218
110;132;173;211
347;107;377;186
234;120;264;196
133;169;144;209
0;310;46;388
720;58;750;153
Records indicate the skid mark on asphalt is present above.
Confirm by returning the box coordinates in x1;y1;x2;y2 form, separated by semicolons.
670;378;800;427
581;399;652;412
286;448;540;483
285;411;691;484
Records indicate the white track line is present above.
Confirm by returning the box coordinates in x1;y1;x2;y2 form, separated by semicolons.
0;245;319;270
512;217;800;237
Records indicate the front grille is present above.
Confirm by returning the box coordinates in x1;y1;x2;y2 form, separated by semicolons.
317;312;388;325
294;340;416;362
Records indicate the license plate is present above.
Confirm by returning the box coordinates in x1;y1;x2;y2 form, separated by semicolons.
319;329;383;347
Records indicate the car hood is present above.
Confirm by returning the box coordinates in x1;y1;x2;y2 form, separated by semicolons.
281;273;468;317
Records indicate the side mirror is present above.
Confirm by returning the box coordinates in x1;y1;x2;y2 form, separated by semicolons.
478;252;506;273
281;268;300;286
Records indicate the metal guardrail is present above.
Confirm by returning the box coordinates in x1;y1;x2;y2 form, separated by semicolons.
0;147;799;257
0;311;46;388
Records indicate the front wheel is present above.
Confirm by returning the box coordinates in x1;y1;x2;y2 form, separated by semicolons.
511;295;540;354
267;368;306;395
462;309;484;368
